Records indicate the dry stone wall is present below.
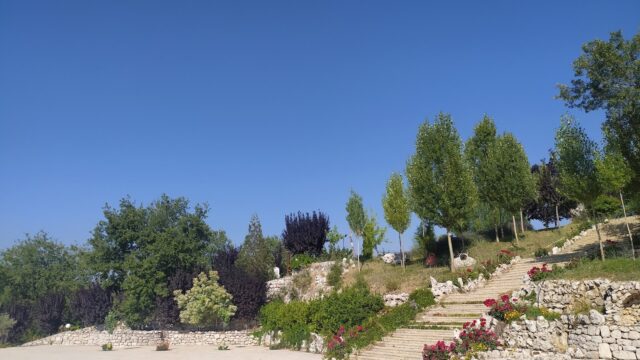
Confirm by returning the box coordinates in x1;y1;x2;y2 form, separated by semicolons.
22;327;257;348
482;279;640;359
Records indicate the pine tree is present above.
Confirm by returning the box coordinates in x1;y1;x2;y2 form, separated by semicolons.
382;173;411;269
236;215;275;281
407;113;477;271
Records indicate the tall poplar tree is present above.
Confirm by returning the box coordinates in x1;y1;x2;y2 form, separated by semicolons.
465;116;499;240
555;115;605;260
346;190;366;267
407;113;477;271
595;149;635;259
382;173;411;269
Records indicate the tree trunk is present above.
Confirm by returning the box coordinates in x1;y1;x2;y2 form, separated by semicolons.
398;231;406;271
447;230;455;272
555;204;560;229
520;208;525;234
495;223;500;242
512;215;519;246
500;225;504;240
593;212;605;261
620;191;636;260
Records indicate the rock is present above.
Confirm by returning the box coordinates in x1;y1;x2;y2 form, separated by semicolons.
601;326;611;338
552;247;560;255
382;253;396;264
383;293;409;307
611;350;636;359
273;267;280;279
452;253;476;269
589;309;606;325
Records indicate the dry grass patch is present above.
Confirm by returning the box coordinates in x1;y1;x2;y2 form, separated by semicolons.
342;260;452;294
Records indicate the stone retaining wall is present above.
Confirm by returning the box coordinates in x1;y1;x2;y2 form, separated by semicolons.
484;279;640;359
22;327;257;348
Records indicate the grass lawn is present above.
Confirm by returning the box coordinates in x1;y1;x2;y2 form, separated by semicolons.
545;258;640;281
343;222;583;294
464;221;583;264
341;260;453;294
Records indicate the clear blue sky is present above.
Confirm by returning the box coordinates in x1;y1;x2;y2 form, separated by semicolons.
1;1;639;250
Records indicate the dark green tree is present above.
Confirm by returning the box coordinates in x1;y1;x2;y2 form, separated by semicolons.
525;156;576;228
406;113;477;270
558;30;640;188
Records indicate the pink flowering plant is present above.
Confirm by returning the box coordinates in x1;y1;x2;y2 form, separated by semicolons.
527;263;552;281
325;324;364;358
422;318;500;359
483;294;527;322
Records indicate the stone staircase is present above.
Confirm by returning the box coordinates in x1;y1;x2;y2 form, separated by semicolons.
355;260;542;360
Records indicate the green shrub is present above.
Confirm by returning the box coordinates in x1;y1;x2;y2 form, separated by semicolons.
258;300;312;349
101;343;113;351
309;282;384;336
327;262;343;288
408;288;435;310
534;248;549;257
258;283;384;350
104;311;118;334
290;254;315;271
326;303;418;359
173;271;237;327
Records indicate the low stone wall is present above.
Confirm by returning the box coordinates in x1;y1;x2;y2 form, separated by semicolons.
22;327;257;347
484;279;640;359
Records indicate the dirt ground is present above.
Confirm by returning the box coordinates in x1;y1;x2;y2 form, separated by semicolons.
0;345;322;360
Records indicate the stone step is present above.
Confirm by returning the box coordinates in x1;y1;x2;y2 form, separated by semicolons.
357;346;423;359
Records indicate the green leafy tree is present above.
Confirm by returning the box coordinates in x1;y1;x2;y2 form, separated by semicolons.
525;156;576;228
361;214;386;260
0;232;81;306
558;30;640;188
596;149;636;258
406;113;477;270
173;271;237;327
382;173;411;269
326;226;346;254
465;116;499;240
236;215;275;281
481;133;535;244
555;115;606;260
346;190;366;266
87;195;223;328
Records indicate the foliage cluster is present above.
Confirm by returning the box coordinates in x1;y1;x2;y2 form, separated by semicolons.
257;283;384;350
282;211;329;257
173;271;236;327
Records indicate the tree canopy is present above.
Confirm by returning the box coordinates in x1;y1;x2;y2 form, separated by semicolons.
558;30;640;187
382;173;411;267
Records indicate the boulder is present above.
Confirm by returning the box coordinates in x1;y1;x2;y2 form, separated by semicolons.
382;253;396;264
452;253;476;269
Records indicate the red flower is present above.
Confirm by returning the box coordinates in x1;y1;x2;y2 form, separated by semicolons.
500;294;510;302
357;325;363;332
483;299;497;308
